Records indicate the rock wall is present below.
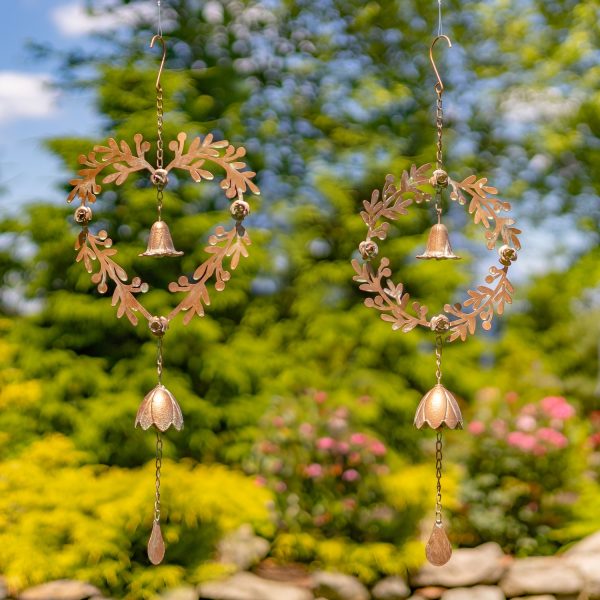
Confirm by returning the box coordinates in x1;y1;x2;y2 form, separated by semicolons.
5;530;600;600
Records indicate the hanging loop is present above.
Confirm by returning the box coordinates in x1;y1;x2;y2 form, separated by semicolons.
150;34;167;91
430;34;452;94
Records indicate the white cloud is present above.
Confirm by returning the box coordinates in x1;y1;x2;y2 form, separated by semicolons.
52;1;155;37
0;72;58;123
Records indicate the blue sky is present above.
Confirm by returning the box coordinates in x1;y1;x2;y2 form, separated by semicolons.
1;1;145;212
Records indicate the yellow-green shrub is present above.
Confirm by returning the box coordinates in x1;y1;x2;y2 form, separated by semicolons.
0;434;274;599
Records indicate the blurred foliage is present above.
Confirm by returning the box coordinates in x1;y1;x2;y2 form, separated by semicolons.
453;390;583;555
0;433;273;599
1;0;600;597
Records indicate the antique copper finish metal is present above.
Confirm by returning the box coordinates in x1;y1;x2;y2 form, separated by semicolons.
140;220;184;258
353;32;522;567
426;522;453;566
416;223;460;260
68;31;260;566
135;384;184;432
414;384;463;430
148;520;166;565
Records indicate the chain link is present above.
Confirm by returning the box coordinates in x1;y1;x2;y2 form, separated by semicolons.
435;91;444;171
154;431;163;522
157;337;163;384
435;335;443;384
435;90;444;219
156;71;164;220
435;431;443;524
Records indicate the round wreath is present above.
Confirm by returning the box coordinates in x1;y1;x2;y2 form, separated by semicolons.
67;131;260;327
352;164;521;342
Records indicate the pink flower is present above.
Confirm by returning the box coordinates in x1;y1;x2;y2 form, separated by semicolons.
349;452;361;465
516;415;537;432
507;431;537;452
275;481;287;493
255;476;267;487
304;463;323;478
491;419;507;437
299;422;314;437
272;416;285;427
336;441;350;454
370;440;387;456
316;437;336;450
342;498;357;510
342;469;360;482
505;391;519;404
314;391;328;404
541;396;575;420
468;421;485;435
537;427;568;449
350;433;367;445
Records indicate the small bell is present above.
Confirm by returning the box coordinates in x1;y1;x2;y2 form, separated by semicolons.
414;383;463;430
139;220;183;258
416;223;460;260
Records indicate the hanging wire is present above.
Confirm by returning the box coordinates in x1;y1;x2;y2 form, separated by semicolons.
437;0;443;36
157;0;163;37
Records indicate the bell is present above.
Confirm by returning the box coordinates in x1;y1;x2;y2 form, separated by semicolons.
414;383;463;430
416;223;460;260
139;220;183;258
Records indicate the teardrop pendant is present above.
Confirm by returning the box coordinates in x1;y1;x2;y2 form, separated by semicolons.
148;520;166;565
425;521;452;566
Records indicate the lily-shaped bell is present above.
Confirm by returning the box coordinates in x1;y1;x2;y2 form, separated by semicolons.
416;223;460;260
135;384;184;431
414;383;463;430
139;220;183;258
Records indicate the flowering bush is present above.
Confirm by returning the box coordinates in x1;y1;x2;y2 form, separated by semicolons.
246;391;407;544
454;390;580;555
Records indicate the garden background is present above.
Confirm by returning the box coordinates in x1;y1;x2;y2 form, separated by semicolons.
1;0;600;598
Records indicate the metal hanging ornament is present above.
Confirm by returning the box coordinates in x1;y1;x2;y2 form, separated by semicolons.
68;34;259;565
353;34;521;566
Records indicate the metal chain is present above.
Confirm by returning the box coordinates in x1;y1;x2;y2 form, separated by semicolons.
154;431;163;522
156;79;164;220
435;90;444;171
435;335;443;384
435;431;443;524
435;90;444;219
157;337;163;385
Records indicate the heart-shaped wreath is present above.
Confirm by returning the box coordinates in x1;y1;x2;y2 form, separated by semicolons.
68;131;260;327
352;164;521;342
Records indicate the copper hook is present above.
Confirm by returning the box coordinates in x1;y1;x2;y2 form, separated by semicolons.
150;34;166;90
429;35;452;94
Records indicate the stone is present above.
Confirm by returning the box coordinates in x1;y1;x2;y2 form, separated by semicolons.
217;525;270;571
198;572;312;600
510;596;557;600
372;576;410;600
412;588;445;600
412;543;506;588
311;571;370;600
564;530;600;556
19;580;102;600
564;553;600;598
160;587;198;600
441;586;504;600
499;557;583;597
